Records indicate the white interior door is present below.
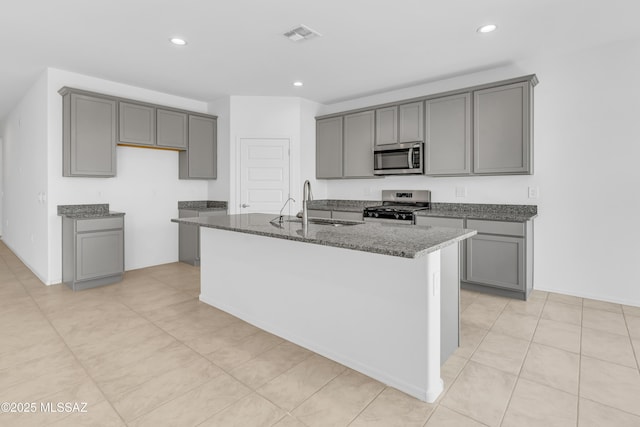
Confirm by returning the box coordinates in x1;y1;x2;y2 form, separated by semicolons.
239;138;291;214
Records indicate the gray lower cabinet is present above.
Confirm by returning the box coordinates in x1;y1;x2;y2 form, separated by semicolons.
62;216;124;290
179;115;217;179
343;110;375;177
415;216;533;300
118;101;155;146
316;117;343;178
375;106;398;146
157;109;188;149
61;90;117;177
473;81;533;174
399;101;424;143
466;234;524;291
179;209;227;265
425;93;472;175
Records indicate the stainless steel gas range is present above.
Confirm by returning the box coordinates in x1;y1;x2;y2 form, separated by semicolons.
363;190;431;225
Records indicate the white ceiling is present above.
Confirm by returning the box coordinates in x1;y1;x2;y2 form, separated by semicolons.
1;0;639;119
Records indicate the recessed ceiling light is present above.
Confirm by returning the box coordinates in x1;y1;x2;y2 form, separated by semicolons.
170;38;187;46
293;81;303;87
477;24;497;33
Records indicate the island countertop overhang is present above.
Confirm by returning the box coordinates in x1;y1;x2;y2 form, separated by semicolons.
172;213;476;259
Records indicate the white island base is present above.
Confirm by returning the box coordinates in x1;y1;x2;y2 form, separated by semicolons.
199;226;460;403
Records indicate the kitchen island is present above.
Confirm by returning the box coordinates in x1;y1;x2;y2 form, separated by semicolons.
171;213;475;402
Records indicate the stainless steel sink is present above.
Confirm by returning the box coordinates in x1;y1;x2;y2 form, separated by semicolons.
286;218;363;227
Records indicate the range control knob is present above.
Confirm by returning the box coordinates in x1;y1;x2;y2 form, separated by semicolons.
374;213;379;218
401;214;407;219
394;213;399;219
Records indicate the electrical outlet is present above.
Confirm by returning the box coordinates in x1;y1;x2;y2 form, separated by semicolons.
528;186;539;199
455;186;467;198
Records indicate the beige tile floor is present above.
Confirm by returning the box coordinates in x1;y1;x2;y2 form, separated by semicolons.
1;241;639;426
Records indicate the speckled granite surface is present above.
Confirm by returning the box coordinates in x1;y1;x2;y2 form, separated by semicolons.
306;199;381;212
417;203;537;222
172;213;476;259
307;199;537;222
178;200;228;211
57;204;125;219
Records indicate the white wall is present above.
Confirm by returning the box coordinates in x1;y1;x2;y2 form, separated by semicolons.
45;68;211;283
207;96;231;202
225;96;325;214
320;37;640;306
1;73;49;280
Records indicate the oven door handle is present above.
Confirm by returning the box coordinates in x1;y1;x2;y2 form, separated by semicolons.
407;148;414;169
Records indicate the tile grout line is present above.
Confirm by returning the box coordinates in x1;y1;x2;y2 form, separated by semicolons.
344;386;386;426
15;273;129;426
621;309;640;373
496;291;548;427
576;298;584;427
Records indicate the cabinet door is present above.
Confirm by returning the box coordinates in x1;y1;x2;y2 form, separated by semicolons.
343;110;375;177
178;209;199;264
76;230;124;281
316;117;343;178
466;234;525;291
157;109;188;149
399;101;424;143
183;115;217;179
119;102;155;146
66;93;117;177
375;106;398;146
425;93;471;175
473;82;531;174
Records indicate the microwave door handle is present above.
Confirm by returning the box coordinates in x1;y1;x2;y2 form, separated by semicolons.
407;148;414;169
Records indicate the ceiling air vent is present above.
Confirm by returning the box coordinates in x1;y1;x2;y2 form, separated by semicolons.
283;25;322;42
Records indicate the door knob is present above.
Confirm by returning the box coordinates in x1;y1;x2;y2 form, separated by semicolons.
241;203;250;208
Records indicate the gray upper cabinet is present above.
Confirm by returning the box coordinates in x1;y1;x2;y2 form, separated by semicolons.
473;81;532;174
118;102;155;146
343;110;375;177
425;93;471;175
316;117;344;178
62;90;117;177
157;109;188;149
179;115;217;179
375;106;398;146
314;75;537;179
398;101;424;143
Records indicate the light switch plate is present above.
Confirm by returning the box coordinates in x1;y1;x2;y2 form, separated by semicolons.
528;186;539;198
455;186;467;198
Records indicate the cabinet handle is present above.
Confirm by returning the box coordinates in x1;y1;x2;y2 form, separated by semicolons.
241;203;250;208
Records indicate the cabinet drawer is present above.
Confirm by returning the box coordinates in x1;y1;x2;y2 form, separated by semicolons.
332;211;363;221
76;217;124;232
415;216;465;228
307;209;332;219
466;219;524;236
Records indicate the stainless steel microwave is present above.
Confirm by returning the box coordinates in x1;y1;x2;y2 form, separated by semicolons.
374;142;424;175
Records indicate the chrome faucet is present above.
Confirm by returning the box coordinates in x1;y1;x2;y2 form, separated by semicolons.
276;197;295;224
302;180;313;228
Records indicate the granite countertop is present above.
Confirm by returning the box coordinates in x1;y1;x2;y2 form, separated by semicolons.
306;199;381;213
172;213;476;259
306;200;537;221
416;203;538;222
57;204;125;219
178;200;228;211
